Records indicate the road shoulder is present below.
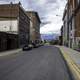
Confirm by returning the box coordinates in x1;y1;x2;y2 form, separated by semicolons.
56;46;80;80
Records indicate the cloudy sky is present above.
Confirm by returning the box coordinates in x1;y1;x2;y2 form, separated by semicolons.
0;0;67;34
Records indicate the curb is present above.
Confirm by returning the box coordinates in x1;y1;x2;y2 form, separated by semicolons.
0;49;22;57
59;47;80;80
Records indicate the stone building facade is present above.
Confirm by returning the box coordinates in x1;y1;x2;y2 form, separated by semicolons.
0;3;30;51
26;11;41;44
62;4;69;47
62;0;80;49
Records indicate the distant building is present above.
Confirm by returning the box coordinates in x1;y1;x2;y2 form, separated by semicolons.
62;0;80;49
0;3;30;51
26;11;41;44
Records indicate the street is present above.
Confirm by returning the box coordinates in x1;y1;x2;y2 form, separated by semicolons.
0;46;72;80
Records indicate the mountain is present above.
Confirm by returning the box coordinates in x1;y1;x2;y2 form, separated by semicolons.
41;33;59;41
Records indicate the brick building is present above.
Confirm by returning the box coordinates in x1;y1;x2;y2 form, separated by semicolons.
26;11;41;44
62;0;80;49
0;3;30;51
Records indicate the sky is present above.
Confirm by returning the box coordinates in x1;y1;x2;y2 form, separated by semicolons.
0;0;67;35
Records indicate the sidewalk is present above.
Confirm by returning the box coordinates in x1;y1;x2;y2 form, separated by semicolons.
0;49;22;57
56;46;80;80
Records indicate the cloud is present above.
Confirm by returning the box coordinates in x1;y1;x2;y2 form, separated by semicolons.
22;0;66;34
0;0;67;34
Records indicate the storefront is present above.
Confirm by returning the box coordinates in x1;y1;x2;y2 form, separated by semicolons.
0;32;18;52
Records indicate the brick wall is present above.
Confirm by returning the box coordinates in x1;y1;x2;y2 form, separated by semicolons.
0;4;19;18
19;7;30;46
26;12;41;43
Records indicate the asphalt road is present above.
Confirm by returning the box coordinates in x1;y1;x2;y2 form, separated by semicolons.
0;46;72;80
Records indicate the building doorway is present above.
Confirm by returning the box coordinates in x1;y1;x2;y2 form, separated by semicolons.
7;39;12;50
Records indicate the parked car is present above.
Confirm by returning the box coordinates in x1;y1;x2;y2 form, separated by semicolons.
32;42;44;48
22;44;33;51
31;42;38;48
33;43;40;48
39;43;44;47
28;44;33;48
